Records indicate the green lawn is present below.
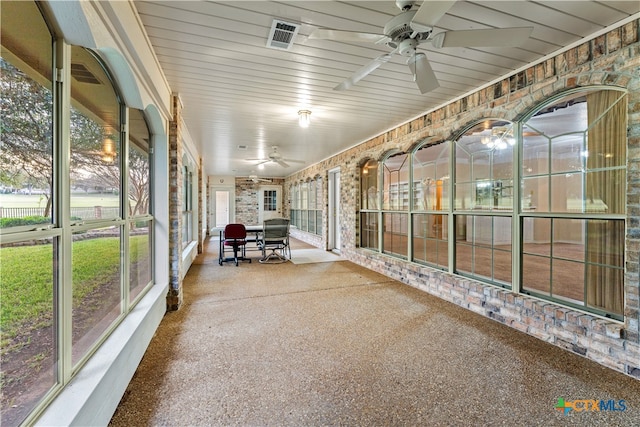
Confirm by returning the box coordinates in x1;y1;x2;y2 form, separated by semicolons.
0;235;150;349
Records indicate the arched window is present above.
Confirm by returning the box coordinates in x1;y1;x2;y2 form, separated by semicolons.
128;108;153;302
0;2;55;424
360;159;379;249
412;141;450;268
313;176;323;235
0;4;159;423
382;152;410;258
454;120;515;286
521;89;626;318
69;45;125;366
300;180;309;232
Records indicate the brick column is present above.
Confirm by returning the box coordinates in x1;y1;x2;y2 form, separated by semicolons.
167;94;184;311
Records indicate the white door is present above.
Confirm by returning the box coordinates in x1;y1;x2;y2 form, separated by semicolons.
329;169;341;252
258;185;282;223
210;186;235;233
215;190;230;227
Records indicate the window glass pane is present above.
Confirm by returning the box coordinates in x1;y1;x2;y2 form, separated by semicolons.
316;211;323;235
382;212;408;257
70;47;121;221
361;160;378;209
525;95;588;136
72;226;122;365
301;182;308;209
455;215;473;274
1;238;57;426
454;183;473;210
522;254;551;295
412;213;448;268
586;266;623;315
474;246;493;279
552;259;584;303
455;215;511;287
493;248;512;284
522;176;548;212
586;219;624;315
130;220;152;302
360;212;378;250
551;133;585;174
522;134;549;176
455;121;514;212
0;1;53;229
413;142;449;211
315;178;323;208
524;89;626;218
128;109;150;217
522;217;550;255
553;219;584;262
382;153;409;210
551;173;582;212
586;169;625;214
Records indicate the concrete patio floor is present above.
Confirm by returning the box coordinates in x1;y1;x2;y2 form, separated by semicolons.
110;237;640;426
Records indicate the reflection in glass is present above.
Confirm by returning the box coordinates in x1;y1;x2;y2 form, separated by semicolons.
383;212;408;257
454;215;511;287
128;109;150;217
413;142;449;211
361;160;379;210
520;217;623;317
455;121;514;213
72;226;122;365
412;213;447;269
69;47;121;221
0;2;54;228
0;239;57;426
130;220;152;302
382;153;409;211
360;212;378;250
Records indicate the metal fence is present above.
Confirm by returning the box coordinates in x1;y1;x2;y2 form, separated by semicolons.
0;206;120;220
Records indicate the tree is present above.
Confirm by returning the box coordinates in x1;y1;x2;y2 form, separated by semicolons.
1;57;151;219
0;58;54;215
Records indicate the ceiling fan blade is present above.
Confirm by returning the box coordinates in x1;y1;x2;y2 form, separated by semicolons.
407;53;439;94
309;29;388;44
276;159;290;168
431;27;534;48
411;0;457;31
334;53;394;91
282;158;305;164
253;159;270;166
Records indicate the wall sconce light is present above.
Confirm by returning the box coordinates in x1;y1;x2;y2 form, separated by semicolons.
102;136;115;163
298;110;311;128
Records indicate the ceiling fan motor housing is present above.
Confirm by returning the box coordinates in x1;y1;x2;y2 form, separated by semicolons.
383;10;431;50
395;0;415;11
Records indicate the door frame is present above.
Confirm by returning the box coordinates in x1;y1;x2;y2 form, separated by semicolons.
210;184;235;233
258;184;283;224
328;168;341;252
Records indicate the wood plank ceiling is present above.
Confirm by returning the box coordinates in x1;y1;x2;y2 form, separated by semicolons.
133;1;639;178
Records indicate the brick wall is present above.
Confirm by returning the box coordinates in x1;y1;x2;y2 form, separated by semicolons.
285;20;640;378
167;94;184;311
235;178;286;225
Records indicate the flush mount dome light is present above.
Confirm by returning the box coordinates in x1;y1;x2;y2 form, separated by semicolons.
298;110;311;128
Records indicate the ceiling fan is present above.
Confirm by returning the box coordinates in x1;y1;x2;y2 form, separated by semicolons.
247;146;305;168
241;173;272;184
309;0;533;94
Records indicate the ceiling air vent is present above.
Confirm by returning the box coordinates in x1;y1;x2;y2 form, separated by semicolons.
70;63;101;84
267;19;300;50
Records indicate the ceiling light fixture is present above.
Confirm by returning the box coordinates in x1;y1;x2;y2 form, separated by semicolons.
298;110;311;128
